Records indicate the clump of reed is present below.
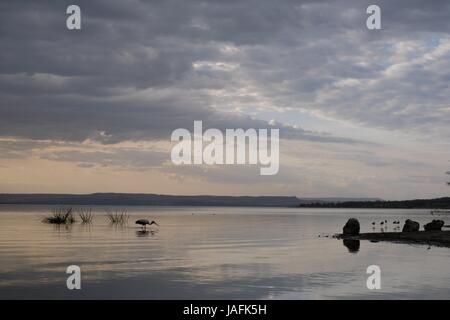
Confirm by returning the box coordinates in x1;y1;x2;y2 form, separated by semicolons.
43;208;76;224
77;208;94;223
106;209;129;225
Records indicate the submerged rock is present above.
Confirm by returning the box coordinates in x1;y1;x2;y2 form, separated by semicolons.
343;218;360;235
337;230;450;248
402;219;420;232
424;220;444;231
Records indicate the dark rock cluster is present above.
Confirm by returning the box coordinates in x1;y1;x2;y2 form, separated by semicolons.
402;219;420;232
343;218;360;235
424;219;444;231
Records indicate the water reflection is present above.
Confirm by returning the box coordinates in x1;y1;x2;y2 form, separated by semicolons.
136;230;157;237
49;223;73;236
343;239;360;253
79;223;93;233
1;206;450;299
108;223;129;231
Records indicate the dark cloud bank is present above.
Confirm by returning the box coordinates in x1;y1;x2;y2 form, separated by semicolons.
1;0;448;146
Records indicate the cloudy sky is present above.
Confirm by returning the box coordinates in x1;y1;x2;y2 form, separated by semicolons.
0;0;449;200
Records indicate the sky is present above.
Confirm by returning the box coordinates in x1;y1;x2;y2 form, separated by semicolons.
0;0;449;200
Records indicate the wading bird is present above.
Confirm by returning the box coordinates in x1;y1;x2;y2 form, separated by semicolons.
135;219;159;229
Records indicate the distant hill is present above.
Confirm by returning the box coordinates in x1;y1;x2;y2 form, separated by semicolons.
298;197;381;204
0;193;300;207
299;197;450;209
0;193;380;207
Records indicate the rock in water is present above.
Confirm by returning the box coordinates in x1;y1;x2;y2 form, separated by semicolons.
424;220;444;231
343;218;360;235
402;219;420;232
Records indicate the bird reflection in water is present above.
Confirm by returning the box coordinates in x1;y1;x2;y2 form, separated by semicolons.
136;229;158;237
343;239;360;253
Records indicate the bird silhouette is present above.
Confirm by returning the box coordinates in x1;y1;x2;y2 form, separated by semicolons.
135;219;159;229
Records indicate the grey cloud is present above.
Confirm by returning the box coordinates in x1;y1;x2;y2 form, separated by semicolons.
0;140;52;159
40;148;168;170
0;0;449;164
0;89;364;144
160;163;303;186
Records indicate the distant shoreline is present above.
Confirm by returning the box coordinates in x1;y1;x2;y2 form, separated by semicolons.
0;193;301;207
0;193;449;209
299;198;450;209
0;193;379;207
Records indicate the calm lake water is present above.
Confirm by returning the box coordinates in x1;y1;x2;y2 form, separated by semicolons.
0;205;449;299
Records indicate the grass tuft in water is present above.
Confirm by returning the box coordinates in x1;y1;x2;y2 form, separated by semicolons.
106;209;129;225
43;208;76;224
78;208;93;223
